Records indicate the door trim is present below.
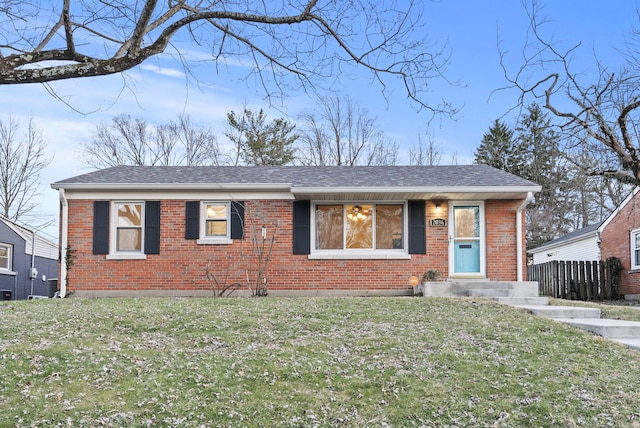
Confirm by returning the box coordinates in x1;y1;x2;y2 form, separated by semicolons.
448;201;486;278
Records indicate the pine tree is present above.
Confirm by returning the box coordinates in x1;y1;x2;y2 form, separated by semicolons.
225;108;298;166
474;119;526;176
516;103;572;248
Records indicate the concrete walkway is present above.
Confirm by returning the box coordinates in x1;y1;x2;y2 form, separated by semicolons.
507;301;640;351
421;281;640;350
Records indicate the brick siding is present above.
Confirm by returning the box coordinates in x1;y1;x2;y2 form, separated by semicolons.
600;194;640;296
63;198;525;295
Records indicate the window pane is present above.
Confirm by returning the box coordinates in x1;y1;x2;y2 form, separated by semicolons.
0;246;8;269
117;204;142;227
376;205;403;249
636;249;640;267
346;205;372;249
206;204;227;220
117;228;142;251
454;206;479;238
316;205;343;249
206;220;228;236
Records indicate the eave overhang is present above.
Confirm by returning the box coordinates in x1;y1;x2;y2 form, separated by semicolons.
52;182;542;201
291;185;543;201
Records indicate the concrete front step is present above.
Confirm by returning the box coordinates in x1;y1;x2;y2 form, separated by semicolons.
468;289;510;298
422;281;539;298
515;305;601;319
554;318;640;339
491;296;550;306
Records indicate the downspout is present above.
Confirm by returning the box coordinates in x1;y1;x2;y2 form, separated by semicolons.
516;192;534;282
29;230;35;297
59;188;68;298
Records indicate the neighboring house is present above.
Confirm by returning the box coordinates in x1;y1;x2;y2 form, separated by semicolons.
51;165;541;298
529;187;640;299
529;222;602;265
0;216;59;300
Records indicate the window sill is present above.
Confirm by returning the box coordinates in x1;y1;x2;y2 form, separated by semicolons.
197;238;233;245
629;269;640;274
0;270;16;276
309;252;411;260
106;253;147;260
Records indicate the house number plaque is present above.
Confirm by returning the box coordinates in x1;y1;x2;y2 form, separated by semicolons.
430;218;447;227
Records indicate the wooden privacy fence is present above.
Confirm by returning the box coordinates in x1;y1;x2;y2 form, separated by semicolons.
527;259;621;301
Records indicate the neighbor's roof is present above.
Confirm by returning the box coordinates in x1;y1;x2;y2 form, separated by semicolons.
0;216;58;260
528;222;602;254
51;165;541;200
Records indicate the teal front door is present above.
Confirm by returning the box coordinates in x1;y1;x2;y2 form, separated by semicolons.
451;204;484;275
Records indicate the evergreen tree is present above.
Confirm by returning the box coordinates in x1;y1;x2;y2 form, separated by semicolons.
225;108;298;166
474;120;526;176
516;103;572;248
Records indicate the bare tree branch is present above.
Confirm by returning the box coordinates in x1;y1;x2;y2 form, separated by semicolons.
0;0;455;115
499;0;640;183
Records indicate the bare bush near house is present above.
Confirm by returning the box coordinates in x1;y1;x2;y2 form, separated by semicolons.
0;0;455;116
203;257;242;297
243;216;276;297
201;205;276;297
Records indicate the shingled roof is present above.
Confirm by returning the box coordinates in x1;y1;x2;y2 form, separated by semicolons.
52;164;539;190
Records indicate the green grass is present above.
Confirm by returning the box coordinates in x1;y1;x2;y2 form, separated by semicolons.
2;297;640;427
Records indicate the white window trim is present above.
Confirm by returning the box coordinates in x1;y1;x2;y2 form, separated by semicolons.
631;228;640;270
310;201;409;259
448;201;486;278
197;201;233;245
108;201;147;259
0;243;13;272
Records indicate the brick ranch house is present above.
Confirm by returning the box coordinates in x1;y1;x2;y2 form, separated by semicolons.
51;165;541;298
529;186;640;299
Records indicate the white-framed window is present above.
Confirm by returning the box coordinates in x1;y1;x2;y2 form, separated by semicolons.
312;202;406;257
198;201;232;244
631;228;640;270
0;243;12;271
113;202;144;253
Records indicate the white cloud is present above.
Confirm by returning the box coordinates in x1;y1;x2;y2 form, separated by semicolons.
139;64;186;79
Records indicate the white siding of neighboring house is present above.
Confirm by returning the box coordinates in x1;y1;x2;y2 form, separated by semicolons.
531;234;601;264
0;217;59;260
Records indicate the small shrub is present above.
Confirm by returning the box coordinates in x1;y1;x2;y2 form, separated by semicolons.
422;268;440;282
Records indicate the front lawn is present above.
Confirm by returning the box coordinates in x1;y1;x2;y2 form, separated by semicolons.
1;297;640;427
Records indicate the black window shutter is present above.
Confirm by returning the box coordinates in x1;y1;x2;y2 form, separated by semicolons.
144;201;161;254
93;201;110;255
408;200;426;254
185;201;200;239
231;201;245;239
292;200;311;255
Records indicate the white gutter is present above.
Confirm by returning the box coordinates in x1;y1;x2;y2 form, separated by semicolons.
516;192;534;281
51;182;293;191
58;189;68;298
292;185;542;195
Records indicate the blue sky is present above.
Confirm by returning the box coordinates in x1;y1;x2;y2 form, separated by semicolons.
1;0;639;239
